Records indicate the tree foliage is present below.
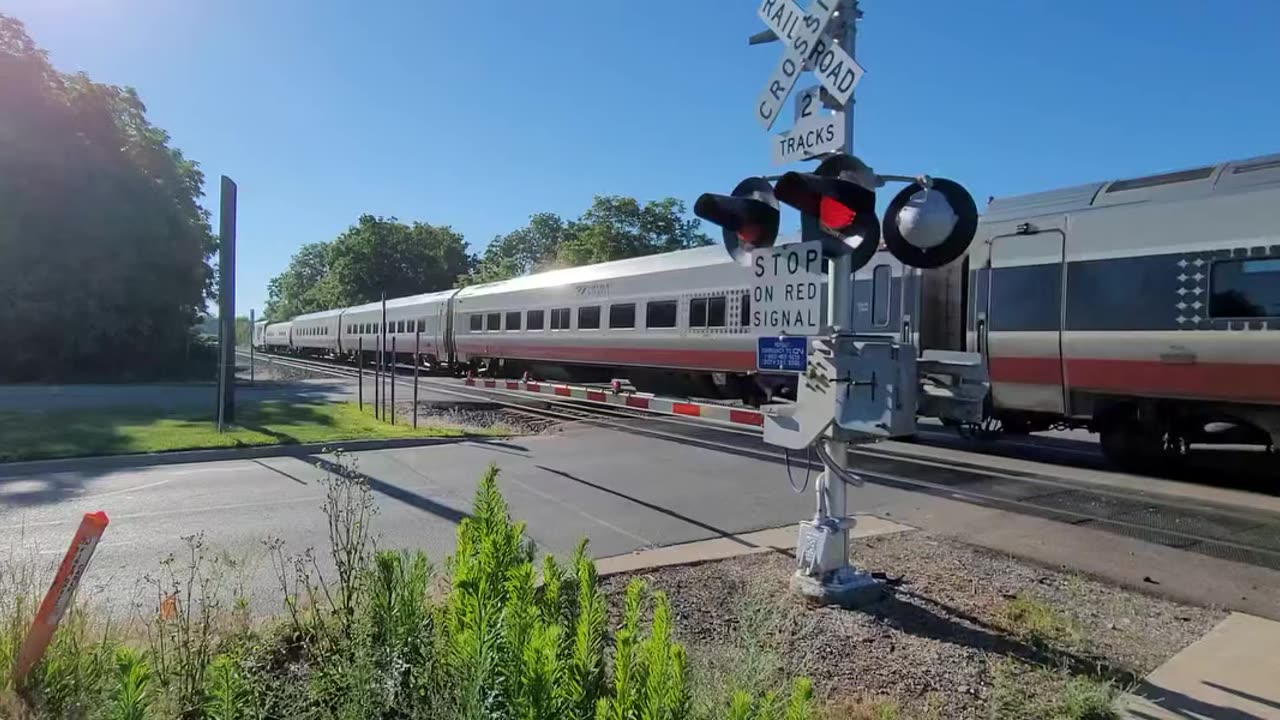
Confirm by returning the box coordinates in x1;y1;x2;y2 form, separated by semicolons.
264;215;471;320
462;196;711;286
0;15;216;381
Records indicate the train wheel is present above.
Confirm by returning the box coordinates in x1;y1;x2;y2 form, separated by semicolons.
1099;419;1165;474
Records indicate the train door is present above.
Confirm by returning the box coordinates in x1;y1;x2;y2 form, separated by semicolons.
983;230;1067;415
851;252;905;337
438;302;453;365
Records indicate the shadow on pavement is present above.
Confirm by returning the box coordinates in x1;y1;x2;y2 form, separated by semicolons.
536;464;763;550
1126;680;1266;720
301;454;470;526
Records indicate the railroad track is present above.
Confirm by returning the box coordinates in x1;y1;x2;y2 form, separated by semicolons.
240;349;1280;572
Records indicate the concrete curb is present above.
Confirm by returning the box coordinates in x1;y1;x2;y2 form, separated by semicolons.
0;435;486;478
594;516;915;577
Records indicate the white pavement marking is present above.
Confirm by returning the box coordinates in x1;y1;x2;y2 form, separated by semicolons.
0;496;320;530
503;473;654;547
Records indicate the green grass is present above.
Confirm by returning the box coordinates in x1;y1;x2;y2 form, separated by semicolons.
989;660;1120;720
997;595;1082;648
0;401;470;462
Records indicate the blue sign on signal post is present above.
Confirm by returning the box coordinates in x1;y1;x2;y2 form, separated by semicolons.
757;335;808;372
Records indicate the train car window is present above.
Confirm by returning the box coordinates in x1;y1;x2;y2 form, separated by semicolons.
469;314;483;332
551;307;570;330
578;305;601;329
739;292;751;327
506;311;522;330
1210;258;1280;318
609;303;636;329
872;265;892;327
527;310;545;330
690;298;708;327
708;296;726;327
646;300;678;328
486;312;501;331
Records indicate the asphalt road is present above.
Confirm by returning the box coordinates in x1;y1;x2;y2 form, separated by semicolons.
4;416;1280;621
0;424;901;616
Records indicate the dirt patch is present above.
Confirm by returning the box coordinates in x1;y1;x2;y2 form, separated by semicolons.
601;531;1223;719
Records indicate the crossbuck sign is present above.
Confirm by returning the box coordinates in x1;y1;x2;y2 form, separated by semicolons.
754;0;865;130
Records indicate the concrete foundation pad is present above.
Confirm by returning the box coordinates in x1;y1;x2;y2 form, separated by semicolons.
594;515;914;577
790;567;883;607
1120;612;1280;719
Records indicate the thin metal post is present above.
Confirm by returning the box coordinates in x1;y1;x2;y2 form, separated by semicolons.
357;336;364;411
413;329;420;428
381;293;388;422
249;308;255;386
390;335;396;425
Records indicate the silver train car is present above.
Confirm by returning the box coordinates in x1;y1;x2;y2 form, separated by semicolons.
262;152;1280;466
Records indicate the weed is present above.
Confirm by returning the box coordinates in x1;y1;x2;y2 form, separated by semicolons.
989;659;1119;720
144;534;221;716
689;578;787;718
998;594;1081;648
111;647;153;720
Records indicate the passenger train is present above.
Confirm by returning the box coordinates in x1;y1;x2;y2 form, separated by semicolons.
260;152;1280;469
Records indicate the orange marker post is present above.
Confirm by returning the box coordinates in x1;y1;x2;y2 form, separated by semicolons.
12;511;109;686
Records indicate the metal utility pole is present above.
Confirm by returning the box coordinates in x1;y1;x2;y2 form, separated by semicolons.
358;336;364;411
820;0;858;583
216;176;237;429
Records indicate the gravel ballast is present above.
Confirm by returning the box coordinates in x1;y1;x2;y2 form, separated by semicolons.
601;531;1223;718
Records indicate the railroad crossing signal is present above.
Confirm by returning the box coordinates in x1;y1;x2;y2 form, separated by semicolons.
774;154;880;265
695;154;979;273
692;177;781;266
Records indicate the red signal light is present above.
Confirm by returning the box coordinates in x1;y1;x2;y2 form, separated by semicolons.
818;197;857;236
736;224;765;247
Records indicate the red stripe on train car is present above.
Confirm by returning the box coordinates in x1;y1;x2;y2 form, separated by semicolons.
586;390;606;402
554;386;571;397
989;355;1280;404
451;343;757;372
987;356;1062;386
673;402;701;417
626;396;650;409
729;409;764;426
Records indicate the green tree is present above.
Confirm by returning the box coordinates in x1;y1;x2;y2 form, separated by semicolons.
264;215;472;319
459;197;710;286
264;242;336;320
556;196;711;266
326;214;471;303
0;15;215;381
464;212;574;286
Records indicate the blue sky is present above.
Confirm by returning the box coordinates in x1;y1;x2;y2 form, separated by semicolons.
9;0;1280;316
